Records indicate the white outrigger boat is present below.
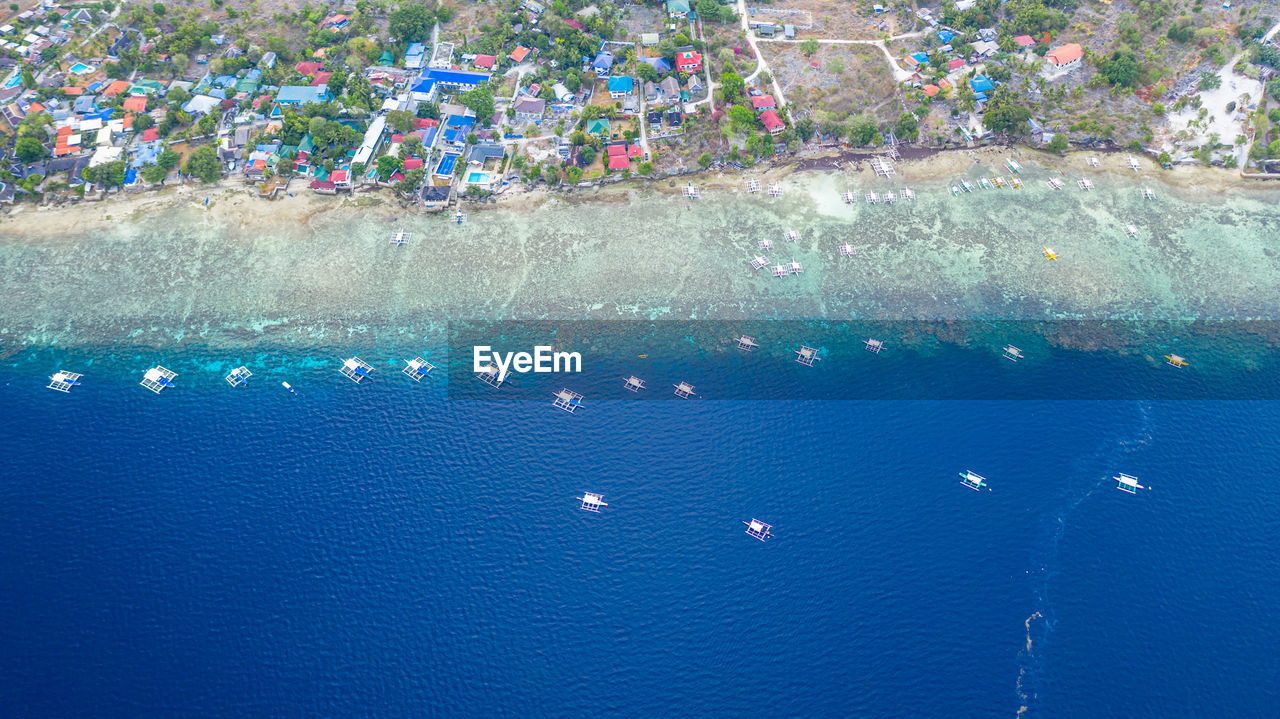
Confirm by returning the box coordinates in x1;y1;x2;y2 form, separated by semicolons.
959;470;991;491
1115;473;1149;493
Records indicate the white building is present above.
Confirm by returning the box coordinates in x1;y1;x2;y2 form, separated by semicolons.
352;115;387;168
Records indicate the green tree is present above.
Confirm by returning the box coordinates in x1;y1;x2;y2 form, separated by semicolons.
415;101;439;119
1046;133;1069;153
718;71;744;99
893;112;918;141
133;113;155;132
981;89;1033;134
15;136;46;163
566;165;583;184
388;2;434;43
1100;51;1140;88
386;109;415;134
394;167;425;195
20;67;34;89
459;84;495;123
798;38;819;57
1198;72;1222;91
157;149;181;170
637;62;658;83
376;155;401;181
794;117;815;142
142;163;169;184
196;113;216;136
184;145;222;183
83;160;127;189
637;160;654;175
698;152;713;168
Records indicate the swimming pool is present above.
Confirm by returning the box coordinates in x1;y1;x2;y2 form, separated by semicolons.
69;63;95;75
466;171;492;184
3;73;20;89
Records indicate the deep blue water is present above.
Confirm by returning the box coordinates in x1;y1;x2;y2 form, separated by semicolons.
2;351;1279;717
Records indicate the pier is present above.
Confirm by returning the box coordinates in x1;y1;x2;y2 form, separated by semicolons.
623;375;646;392
552;388;584;413
47;370;82;393
578;492;608;512
339;357;374;384
140;366;177;394
795;345;821;367
224;366;252;387
743;518;773;541
403;357;435;381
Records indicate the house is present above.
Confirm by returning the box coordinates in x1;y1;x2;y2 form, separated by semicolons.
330;168;350;188
585;117;610;135
676;50;701;73
642;56;671;75
644;80;661;103
1013;35;1035;48
687;74;704;95
69;8;92;24
352;115;386;167
72;94;96;113
592;50;614;74
606;142;629;170
473;54;496;70
510;45;532;64
321;14;349;31
658;76;680;103
910;51;930;65
607;75;633;99
311;71;332;87
260;51;277;69
970;74;995;94
512;96;545;123
922;84;940;97
948;58;966;72
405;42;426;69
409;68;491;98
1046;43;1083;69
972;40;999;57
954;0;977;9
760;108;785;135
467;143;505;165
978;28;998;43
275;85;333;106
421;184;451;209
641;32;660;46
294;61;323;76
750;93;775;110
666;0;691;18
552;82;573;101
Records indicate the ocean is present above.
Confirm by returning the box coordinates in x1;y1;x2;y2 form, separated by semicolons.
3;158;1280;716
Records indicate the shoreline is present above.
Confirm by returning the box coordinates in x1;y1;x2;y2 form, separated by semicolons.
0;145;1268;241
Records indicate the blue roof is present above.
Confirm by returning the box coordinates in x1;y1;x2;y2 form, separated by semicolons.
608;76;633;92
970;75;995;93
422;126;438;146
245;69;262;81
410;68;490;94
86;81;103;92
938;30;954;43
441;127;466;144
215;75;236;87
642;57;671;74
124;168;137;184
446;114;475;128
910;52;930;64
276;85;331;104
435;153;458;177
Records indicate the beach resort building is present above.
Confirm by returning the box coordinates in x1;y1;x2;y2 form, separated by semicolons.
275;85;332;107
607;75;633;99
676;50;702;73
760;109;785;136
353;115;387;168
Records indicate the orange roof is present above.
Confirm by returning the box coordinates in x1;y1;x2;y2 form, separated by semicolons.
62;85;83;96
56;125;73;136
1047;43;1083;66
28;101;44;114
939;79;952;90
510;45;531;63
122;96;147;112
123;113;133;130
922;84;940;97
103;80;130;97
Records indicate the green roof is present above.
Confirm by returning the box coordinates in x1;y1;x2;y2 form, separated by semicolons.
585;117;610;135
130;79;166;95
378;50;394;65
667;0;691;13
236;78;259;93
298;134;314;154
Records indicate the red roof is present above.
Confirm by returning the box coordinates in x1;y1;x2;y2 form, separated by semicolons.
414;117;438;129
606;143;627;156
102;80;130;97
295;61;324;75
142;128;158;141
607;154;629;170
390;133;404;143
510;45;531;63
330;169;350;182
565;19;584;30
61;85;83;96
56;125;72;137
473;54;496;69
402;158;424;170
1013;35;1035;47
1047;43;1083;66
760;109;785;133
122;96;147;112
28;101;44;114
922;84;940;97
311;71;332;86
750;94;775;109
676;50;702;70
389;171;405;182
628;144;642;158
948;58;966;71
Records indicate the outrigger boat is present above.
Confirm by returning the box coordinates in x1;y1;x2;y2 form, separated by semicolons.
1115;473;1148;493
1043;246;1058;261
951;184;962;196
959;470;991;491
1006;158;1023;173
1165;354;1189;368
961;179;974;192
1009;176;1021;189
993;175;1006;189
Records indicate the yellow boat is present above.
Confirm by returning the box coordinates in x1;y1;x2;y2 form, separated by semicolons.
1165;354;1188;367
1043;246;1058;261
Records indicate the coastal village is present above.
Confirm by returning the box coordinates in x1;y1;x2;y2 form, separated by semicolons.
2;0;1280;209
